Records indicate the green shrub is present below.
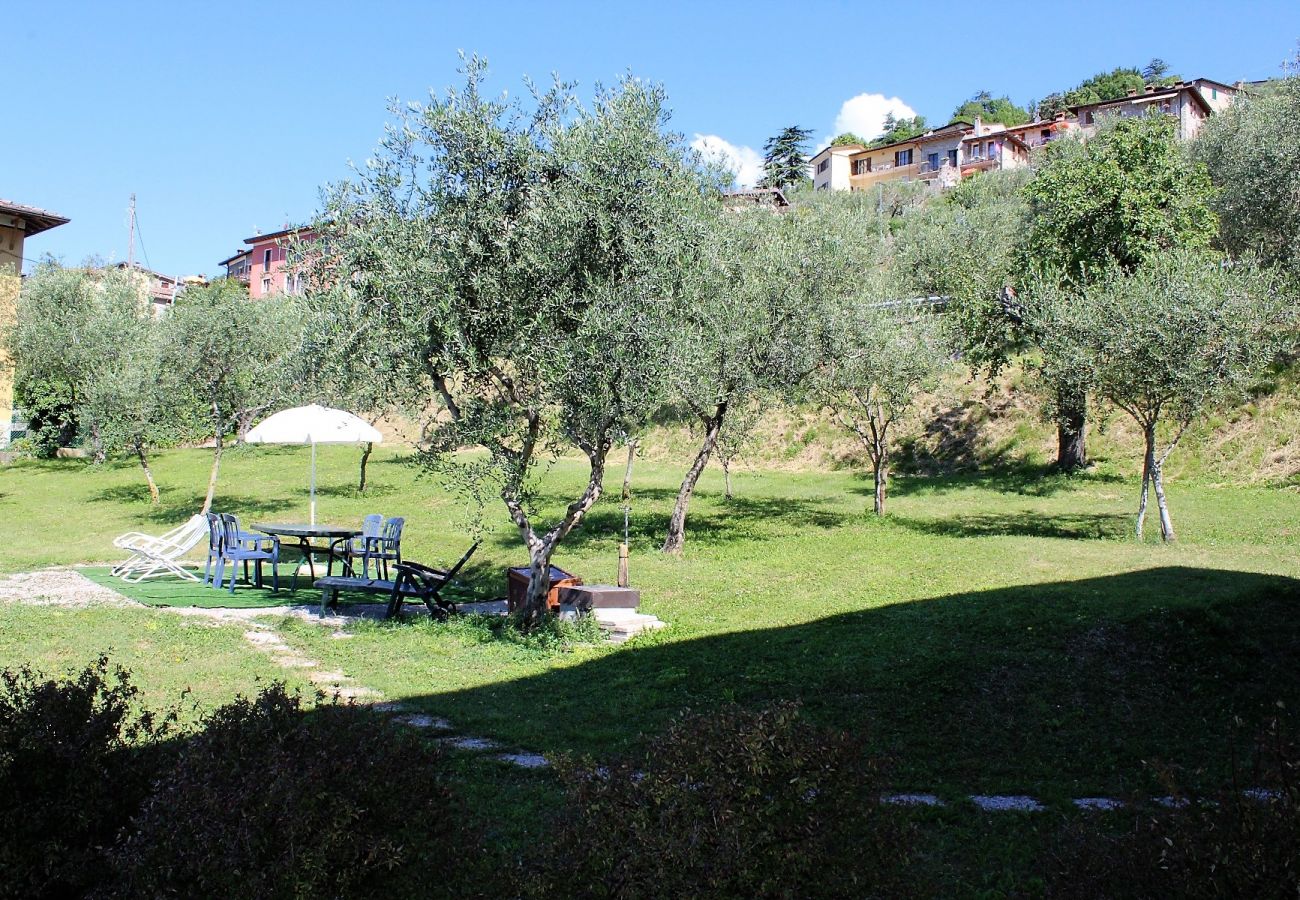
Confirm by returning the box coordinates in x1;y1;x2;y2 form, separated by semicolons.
111;684;482;899
1048;721;1299;898
530;702;918;899
0;657;173;900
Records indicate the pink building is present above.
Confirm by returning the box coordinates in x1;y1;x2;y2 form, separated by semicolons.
220;225;316;298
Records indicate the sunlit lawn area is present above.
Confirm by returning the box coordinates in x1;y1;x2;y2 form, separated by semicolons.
2;442;1299;803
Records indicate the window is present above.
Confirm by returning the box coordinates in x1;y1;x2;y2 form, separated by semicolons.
894;148;912;166
947;149;958;167
261;277;271;294
926;152;939;171
1083;110;1093;125
852;158;872;175
969;143;982;160
1212;87;1218;99
817;159;830;173
263;248;272;268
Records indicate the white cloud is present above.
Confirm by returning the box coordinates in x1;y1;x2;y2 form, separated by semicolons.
830;92;917;145
691;133;764;188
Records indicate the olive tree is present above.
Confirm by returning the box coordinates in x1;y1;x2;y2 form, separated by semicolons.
811;304;950;515
1192;60;1300;273
660;196;879;553
160;280;297;513
312;59;714;625
6;263;176;499
1022;114;1218;470
1030;252;1292;541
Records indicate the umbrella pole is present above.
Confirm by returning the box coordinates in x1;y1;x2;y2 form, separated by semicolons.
310;440;317;526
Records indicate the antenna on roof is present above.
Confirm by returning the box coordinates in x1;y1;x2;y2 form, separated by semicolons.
127;194;136;269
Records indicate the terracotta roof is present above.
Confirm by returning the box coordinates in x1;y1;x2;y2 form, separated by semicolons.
1071;82;1213;118
850;120;975;158
243;224;313;245
0;199;70;236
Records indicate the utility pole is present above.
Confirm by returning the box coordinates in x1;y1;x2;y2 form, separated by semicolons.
126;193;137;269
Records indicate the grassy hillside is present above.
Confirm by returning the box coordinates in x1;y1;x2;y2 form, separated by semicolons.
642;360;1300;489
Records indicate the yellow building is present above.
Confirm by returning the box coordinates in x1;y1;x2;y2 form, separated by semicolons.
1;199;70;448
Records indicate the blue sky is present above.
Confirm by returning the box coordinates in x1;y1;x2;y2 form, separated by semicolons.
6;0;1295;277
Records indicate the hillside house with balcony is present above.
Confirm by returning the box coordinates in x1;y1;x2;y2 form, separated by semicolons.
843;121;973;192
1072;78;1240;140
220;225;316;298
810;144;865;191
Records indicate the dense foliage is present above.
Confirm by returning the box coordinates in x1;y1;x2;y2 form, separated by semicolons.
1029;253;1292;540
1192;65;1300;273
760;125;813;189
0;662;478;900
952;90;1030;127
311;58;715;623
534;703;917;899
0;658;173;900
113;684;474;899
1049;722;1299;898
870;112;928;146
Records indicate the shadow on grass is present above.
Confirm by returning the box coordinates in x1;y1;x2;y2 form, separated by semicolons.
314;483;402;500
385;566;1300;794
885;463;1127;500
85;487;299;525
492;488;854;555
892;511;1132;541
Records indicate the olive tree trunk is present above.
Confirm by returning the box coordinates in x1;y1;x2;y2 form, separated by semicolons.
1056;392;1088;471
662;401;727;555
135;440;160;505
872;452;889;516
358;441;373;492
1136;422;1176;542
507;445;611;627
202;404;224;515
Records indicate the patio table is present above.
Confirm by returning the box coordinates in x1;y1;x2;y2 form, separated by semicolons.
252;522;362;587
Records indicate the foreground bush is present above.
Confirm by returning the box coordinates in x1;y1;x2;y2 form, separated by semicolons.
531;702;918;899
112;683;477;898
0;657;172;900
1049;721;1300;898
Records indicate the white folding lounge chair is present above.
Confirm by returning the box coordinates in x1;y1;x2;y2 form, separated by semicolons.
111;514;207;583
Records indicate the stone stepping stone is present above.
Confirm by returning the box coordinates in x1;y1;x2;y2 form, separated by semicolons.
398;714;452;730
970;795;1045;812
882;792;944;807
1074;797;1124;811
443;736;499;752
497;752;550;769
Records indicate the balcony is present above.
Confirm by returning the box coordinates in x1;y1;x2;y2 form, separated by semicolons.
848;162;918;190
960;156;999;174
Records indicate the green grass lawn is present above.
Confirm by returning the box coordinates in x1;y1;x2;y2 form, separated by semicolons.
3;444;1299;804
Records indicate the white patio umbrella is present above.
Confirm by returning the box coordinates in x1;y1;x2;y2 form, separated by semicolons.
244;404;383;525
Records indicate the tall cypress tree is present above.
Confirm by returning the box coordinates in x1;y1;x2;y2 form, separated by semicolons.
760;126;812;189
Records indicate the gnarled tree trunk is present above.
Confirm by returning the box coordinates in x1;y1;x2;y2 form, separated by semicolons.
135;440;160;505
662;401;727;555
358;441;373;492
1056;393;1088;471
508;444;611;628
1135;421;1176;542
872;452;889;516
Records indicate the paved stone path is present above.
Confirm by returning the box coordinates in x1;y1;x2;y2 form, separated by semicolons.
1;566;1281;811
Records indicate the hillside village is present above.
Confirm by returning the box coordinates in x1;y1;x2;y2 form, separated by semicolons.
810;76;1245;192
0;64;1265;450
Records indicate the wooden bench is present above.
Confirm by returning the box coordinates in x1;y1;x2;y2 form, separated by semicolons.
314;542;479;619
